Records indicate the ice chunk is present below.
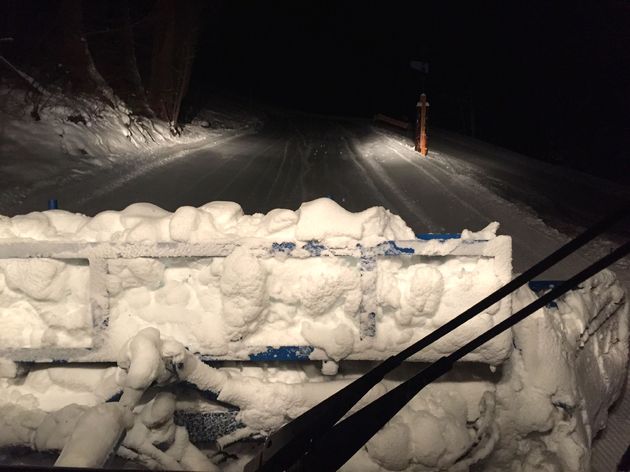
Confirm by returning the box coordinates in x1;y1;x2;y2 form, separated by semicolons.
461;221;500;240
262;208;298;235
302;321;356;361
169;206;201;242
198;201;243;234
296;198;414;243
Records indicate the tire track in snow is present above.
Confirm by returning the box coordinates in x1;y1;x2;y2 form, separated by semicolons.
72;131;249;209
338;137;395;208
366;129;489;227
271;120;308;209
208;139;280;202
338;126;436;229
297;144;315;203
174;142;256;204
380;138;490;223
239;138;290;208
175;133;283;194
277;137;300;208
263;140;290;209
374;130;589;276
336;129;435;228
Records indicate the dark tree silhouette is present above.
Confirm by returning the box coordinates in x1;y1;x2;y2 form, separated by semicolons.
0;0;204;132
148;0;203;131
58;0;115;103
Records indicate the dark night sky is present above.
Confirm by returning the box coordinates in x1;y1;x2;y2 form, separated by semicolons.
187;0;629;180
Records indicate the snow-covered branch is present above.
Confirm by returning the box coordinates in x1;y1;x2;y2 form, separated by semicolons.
0;55;47;96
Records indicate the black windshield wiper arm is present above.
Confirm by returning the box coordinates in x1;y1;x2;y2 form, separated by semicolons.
296;240;630;471
245;203;629;472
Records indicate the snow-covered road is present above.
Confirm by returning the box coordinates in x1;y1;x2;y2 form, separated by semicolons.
9;113;629;279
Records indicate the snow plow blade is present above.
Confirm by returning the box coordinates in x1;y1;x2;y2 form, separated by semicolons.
0;234;513;365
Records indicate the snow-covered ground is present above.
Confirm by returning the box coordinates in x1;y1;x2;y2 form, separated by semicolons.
0;87;261;214
0;107;628;470
5;112;626;280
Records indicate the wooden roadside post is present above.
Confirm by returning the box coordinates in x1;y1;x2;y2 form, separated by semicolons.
416;93;429;156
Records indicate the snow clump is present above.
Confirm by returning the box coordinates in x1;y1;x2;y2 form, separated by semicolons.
0;197;415;245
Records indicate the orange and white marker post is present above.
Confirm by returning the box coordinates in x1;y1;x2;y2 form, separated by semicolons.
415;93;429;156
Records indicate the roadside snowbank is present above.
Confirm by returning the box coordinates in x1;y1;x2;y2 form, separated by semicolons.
0;87;258;215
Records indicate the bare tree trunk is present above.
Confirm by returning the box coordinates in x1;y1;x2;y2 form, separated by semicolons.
148;0;202;132
59;0;116;105
119;0;153;115
170;16;197;130
0;55;47;95
148;0;176;124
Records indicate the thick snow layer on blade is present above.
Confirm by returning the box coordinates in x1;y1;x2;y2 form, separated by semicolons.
0;258;92;349
295;197;415;245
0;207;513;363
1;200;511;362
0;365;119;412
0;197;627;471
0;198;416;245
0;267;627;471
483;278;628;471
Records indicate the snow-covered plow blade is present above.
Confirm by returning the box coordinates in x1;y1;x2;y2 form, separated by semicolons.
0;234;513;365
0;200;627;471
